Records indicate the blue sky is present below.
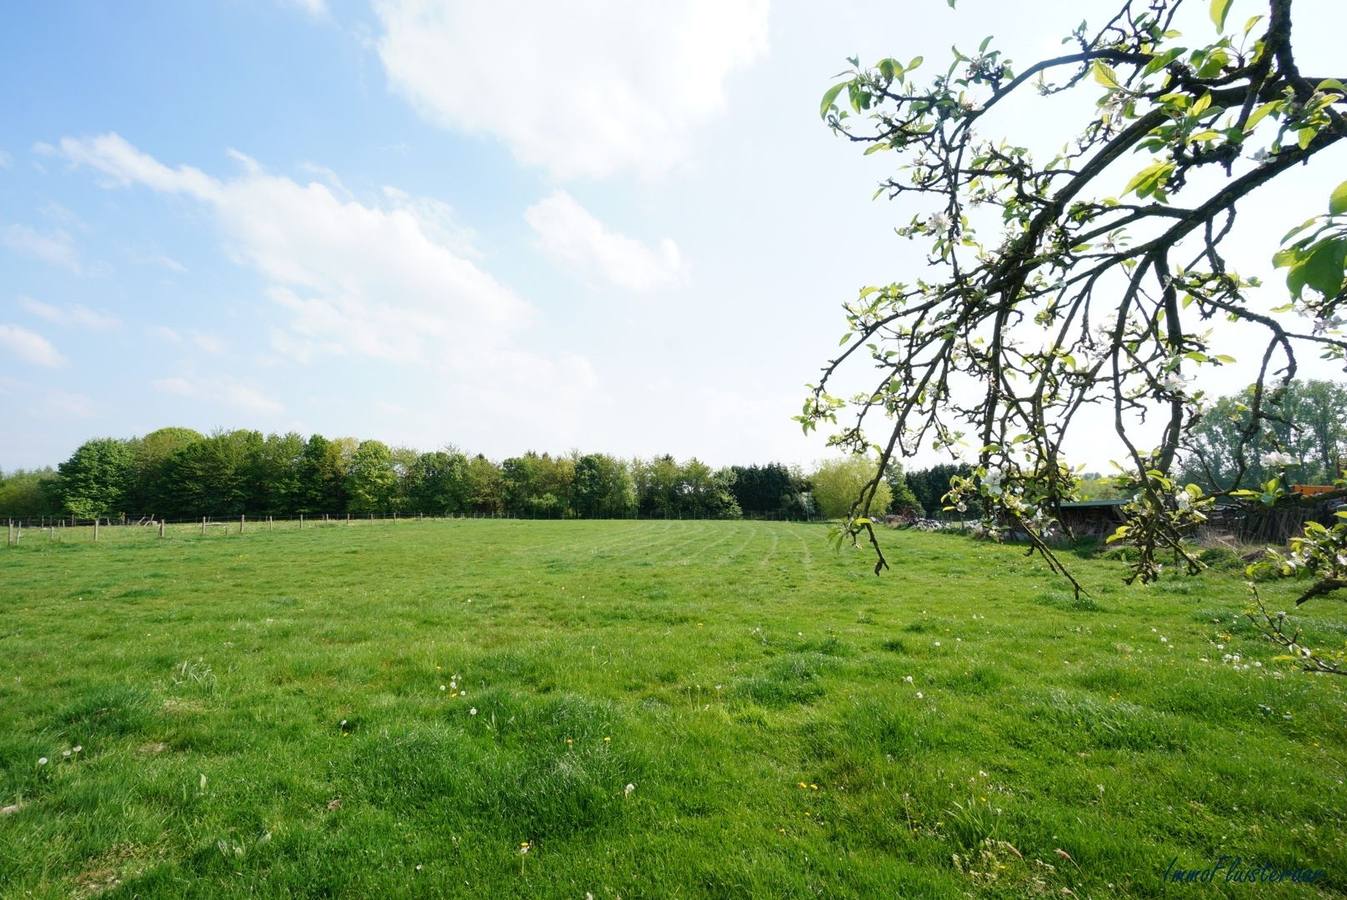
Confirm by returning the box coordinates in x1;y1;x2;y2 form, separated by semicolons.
2;0;1343;472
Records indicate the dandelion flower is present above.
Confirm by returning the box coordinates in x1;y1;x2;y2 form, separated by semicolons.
624;783;635;797
916;692;924;699
37;758;47;766
73;746;81;753
904;675;914;683
469;708;477;716
62;750;71;758
603;737;611;743
439;685;446;691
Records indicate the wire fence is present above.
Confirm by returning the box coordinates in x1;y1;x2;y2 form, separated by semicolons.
3;509;825;546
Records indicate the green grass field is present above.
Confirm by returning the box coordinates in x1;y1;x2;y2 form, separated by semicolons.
1;519;1344;898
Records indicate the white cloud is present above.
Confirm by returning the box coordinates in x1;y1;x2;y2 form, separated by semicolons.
40;389;100;420
147;324;184;344
373;0;770;179
525;191;687;291
17;296;121;330
221;384;284;415
152;376;283;416
190;331;229;356
144;322;225;355
0;150;12;169
151;377;195;396
2;224;81;272
286;0;327;17
134;249;187;273
0;323;66;368
58;133;531;366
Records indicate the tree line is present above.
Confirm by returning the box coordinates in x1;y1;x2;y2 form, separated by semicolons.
0;429;929;522
6;380;1339;523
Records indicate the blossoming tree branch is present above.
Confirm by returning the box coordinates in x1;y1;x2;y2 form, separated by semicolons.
801;0;1347;642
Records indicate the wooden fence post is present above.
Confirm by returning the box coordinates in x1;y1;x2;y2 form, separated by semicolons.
269;516;273;532
94;519;99;542
159;520;165;538
201;516;206;536
346;513;350;526
6;520;11;547
240;514;245;534
300;514;304;529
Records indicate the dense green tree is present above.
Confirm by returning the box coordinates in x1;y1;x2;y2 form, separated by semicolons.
1179;380;1347;491
571;453;636;518
50;438;135;519
632;455;681;518
501;452;575;517
252;432;306;515
127;427;203;513
0;468;58;517
407;450;471;514
905;464;976;517
465;454;502;514
298;435;351;514
159;430;262;517
677;459;741;518
345;440;398;514
881;461;921;514
729;463;811;517
812;457;893;520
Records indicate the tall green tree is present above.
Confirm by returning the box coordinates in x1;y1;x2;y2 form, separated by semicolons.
407;450;471;514
50;438;135;519
160;430;262;517
345;440;398;514
465;454;502;514
1180;379;1347;490
571;453;636;518
812;457;893;520
298;435;351;514
127;427;203;513
253;432;306;515
0;468;58;517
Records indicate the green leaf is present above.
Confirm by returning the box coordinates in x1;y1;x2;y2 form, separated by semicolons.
1092;60;1121;89
820;82;847;118
1300;240;1347;298
1209;0;1233;31
907;56;924;72
1330;180;1347;216
1142;47;1185;76
1244;100;1279;130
